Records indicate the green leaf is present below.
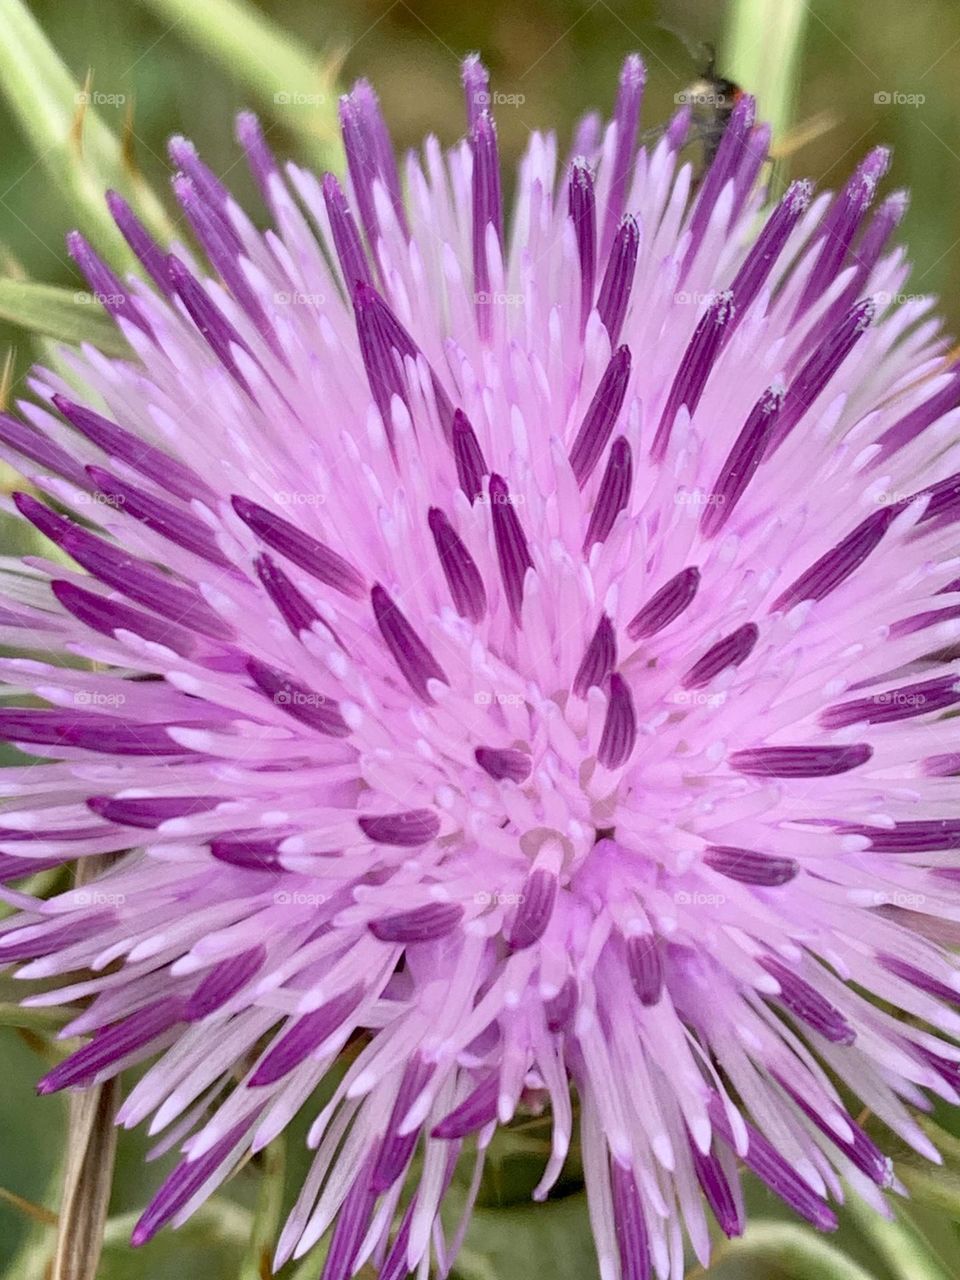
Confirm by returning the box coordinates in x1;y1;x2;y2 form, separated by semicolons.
239;1139;286;1280
92;1203;250;1280
844;1197;952;1280
0;279;131;356
0;1005;71;1033
0;0;172;266
891;1117;960;1217
721;0;809;142
136;0;342;169
285;1243;333;1280
474;1118;582;1208
452;1194;598;1280
899;1165;960;1216
919;1113;960;1165
707;1219;882;1280
0;1034;66;1279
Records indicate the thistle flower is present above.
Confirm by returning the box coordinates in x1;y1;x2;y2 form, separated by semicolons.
1;52;960;1280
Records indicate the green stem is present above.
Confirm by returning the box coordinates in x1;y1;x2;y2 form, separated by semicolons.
0;1005;71;1032
721;0;810;143
0;279;130;357
0;0;172;266
136;0;342;168
844;1196;952;1280
708;1220;881;1280
239;1137;286;1280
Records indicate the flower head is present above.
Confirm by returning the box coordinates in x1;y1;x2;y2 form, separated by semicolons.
1;53;959;1280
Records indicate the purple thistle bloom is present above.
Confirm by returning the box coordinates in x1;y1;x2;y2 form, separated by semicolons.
2;52;960;1280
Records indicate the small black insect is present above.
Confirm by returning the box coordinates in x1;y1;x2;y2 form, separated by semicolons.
677;43;745;170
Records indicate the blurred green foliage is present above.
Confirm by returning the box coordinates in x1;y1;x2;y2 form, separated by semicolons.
3;0;960;359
